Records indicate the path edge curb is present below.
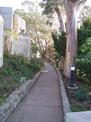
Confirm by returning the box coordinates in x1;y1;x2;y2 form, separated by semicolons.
0;69;42;122
54;66;71;121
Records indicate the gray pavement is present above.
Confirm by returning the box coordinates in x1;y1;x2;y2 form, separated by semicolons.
66;111;91;122
6;63;64;122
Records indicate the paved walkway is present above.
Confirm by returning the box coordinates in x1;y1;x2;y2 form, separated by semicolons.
6;63;64;122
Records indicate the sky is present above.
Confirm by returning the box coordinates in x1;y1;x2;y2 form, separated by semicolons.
0;0;91;10
0;0;22;10
0;0;42;10
86;0;91;6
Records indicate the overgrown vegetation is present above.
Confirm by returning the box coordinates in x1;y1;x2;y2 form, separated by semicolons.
31;42;39;58
52;18;91;85
52;31;66;58
77;58;91;84
77;17;91;84
64;18;91;111
0;55;43;104
67;18;91;112
78;18;91;51
75;86;88;102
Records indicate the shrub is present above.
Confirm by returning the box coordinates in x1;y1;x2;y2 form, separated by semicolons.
78;29;91;50
77;17;91;53
76;58;91;84
77;27;91;84
52;31;66;57
78;37;91;57
75;86;88;101
83;18;91;30
0;55;44;104
30;58;44;73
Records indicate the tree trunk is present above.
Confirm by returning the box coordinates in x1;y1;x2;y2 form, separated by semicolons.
54;7;65;32
64;0;77;78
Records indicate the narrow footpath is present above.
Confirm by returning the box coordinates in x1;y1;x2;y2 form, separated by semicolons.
6;63;64;122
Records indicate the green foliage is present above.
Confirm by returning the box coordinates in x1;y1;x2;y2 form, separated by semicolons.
77;18;91;84
15;8;50;32
71;105;88;112
78;17;91;50
15;8;52;57
78;37;91;57
55;52;60;60
83;18;91;30
31;42;39;57
78;29;91;49
30;58;44;73
52;31;66;57
42;0;53;15
41;0;62;18
76;58;91;83
0;96;6;105
75;86;88;102
0;55;44;104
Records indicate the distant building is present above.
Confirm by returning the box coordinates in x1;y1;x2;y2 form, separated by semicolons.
0;7;13;30
0;7;26;32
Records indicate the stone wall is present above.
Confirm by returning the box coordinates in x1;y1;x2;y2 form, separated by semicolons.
0;70;42;122
11;33;31;60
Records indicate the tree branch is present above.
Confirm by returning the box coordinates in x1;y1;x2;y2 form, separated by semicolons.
76;0;87;7
54;7;65;32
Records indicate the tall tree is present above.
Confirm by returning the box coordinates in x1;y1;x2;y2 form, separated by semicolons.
63;0;87;77
15;7;52;58
41;0;65;31
42;0;87;77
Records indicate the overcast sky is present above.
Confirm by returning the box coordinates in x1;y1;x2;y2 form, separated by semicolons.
0;0;91;10
0;0;42;10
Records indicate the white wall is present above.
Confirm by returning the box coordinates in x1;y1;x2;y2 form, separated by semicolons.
0;15;4;67
13;14;26;33
11;33;31;60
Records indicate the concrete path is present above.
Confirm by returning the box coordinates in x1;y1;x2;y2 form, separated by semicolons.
6;63;64;122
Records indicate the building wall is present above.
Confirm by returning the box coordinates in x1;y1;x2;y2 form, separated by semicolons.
13;14;26;33
0;7;26;32
0;7;13;30
0;15;4;67
11;33;31;60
